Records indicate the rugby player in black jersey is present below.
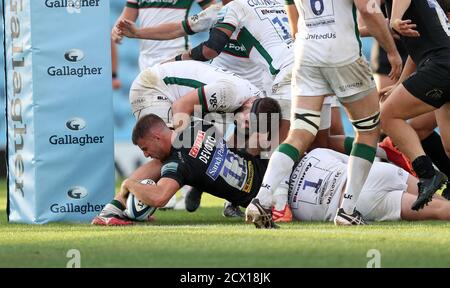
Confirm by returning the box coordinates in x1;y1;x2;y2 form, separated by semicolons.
380;0;450;210
92;100;281;227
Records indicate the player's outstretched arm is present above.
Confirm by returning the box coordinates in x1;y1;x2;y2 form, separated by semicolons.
116;3;223;41
117;19;185;40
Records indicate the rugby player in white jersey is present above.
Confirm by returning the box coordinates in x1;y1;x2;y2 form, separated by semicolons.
115;1;273;97
112;0;215;71
130;60;263;125
284;148;450;223
246;0;403;228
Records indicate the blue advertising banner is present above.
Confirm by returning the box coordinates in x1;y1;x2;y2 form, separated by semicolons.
3;0;114;223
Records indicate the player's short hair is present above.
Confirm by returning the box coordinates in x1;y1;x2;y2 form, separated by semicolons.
132;114;166;145
249;97;282;139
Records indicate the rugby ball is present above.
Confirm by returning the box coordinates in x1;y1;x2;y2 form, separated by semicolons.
124;179;157;221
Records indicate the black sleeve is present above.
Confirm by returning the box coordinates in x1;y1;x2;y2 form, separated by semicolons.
160;156;189;187
190;28;230;61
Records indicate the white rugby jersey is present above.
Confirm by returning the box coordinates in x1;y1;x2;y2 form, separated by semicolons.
181;4;272;93
211;39;271;94
293;0;362;67
215;0;294;79
126;0;213;70
288;148;348;221
132;60;261;112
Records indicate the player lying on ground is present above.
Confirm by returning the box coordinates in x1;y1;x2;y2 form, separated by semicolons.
282;148;450;223
92;111;280;226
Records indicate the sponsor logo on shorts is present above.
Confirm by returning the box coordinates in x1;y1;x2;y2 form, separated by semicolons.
189;130;206;158
338;82;363;93
67;186;88;199
425;89;444;101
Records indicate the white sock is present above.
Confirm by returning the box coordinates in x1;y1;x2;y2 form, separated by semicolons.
257;144;299;209
376;145;387;160
341;156;373;214
100;203;124;218
272;177;290;211
178;185;192;198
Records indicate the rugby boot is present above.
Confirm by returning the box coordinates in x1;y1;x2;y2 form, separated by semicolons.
185;187;203;212
272;203;293;223
379;137;417;177
91;214;134;226
222;201;245;218
412;171;448;211
334;208;367;225
245;198;279;229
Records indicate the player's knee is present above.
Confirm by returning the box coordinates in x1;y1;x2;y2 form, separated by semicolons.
291;108;321;136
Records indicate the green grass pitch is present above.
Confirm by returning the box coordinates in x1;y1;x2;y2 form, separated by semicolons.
1;179;450;268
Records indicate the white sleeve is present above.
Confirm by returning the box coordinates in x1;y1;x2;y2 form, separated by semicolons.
215;1;244;32
185;3;223;34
